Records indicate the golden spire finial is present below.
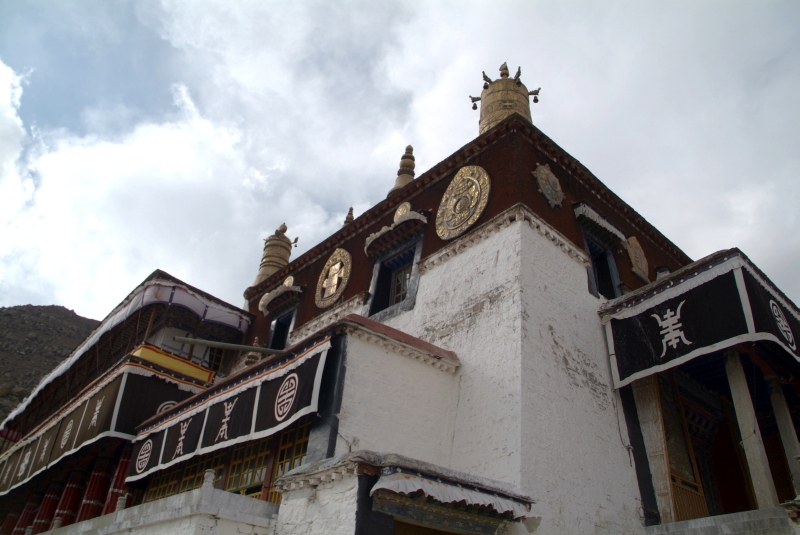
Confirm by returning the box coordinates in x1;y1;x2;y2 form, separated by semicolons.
469;63;541;133
387;145;415;198
343;207;354;226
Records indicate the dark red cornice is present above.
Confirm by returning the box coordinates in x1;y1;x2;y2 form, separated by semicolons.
244;113;691;301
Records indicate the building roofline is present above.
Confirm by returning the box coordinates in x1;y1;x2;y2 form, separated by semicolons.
244;113;692;302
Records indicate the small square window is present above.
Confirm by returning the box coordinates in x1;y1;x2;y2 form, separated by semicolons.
269;310;294;350
369;245;416;316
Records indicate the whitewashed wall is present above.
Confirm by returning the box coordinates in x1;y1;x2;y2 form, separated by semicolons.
334;333;458;466
276;475;358;535
376;210;643;534
517;216;642;534
384;216;527;484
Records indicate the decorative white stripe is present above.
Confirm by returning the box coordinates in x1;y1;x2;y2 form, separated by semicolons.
603;256;744;321
734;267;756;334
109;372;129;432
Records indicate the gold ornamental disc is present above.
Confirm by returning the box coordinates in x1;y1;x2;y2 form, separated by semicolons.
435;165;491;240
394;202;411;223
315;248;352;308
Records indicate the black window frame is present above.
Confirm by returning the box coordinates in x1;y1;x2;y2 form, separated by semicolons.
366;237;423;321
268;308;296;350
583;230;622;300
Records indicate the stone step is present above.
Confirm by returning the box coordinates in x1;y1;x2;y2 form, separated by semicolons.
644;507;795;535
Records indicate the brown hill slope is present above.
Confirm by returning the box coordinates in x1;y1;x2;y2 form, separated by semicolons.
0;305;100;424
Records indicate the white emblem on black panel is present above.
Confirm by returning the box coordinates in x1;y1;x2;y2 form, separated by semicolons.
275;373;299;422
17;451;30;478
39;438;50;463
89;396;105;428
770;300;797;351
135;439;153;474
157;401;177;414
652;301;692;358
172;418;192;459
61;419;74;449
215;399;238;443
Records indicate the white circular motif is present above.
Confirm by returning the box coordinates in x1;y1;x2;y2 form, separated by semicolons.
770;300;797;351
157;401;177;414
60;419;74;449
136;439;154;474
275;374;299;422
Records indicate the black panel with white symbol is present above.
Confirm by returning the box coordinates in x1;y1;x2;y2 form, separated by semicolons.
610;271;748;385
128;429;165;477
744;270;800;357
114;373;194;434
201;388;257;448
125;340;330;483
255;352;320;432
162;413;204;463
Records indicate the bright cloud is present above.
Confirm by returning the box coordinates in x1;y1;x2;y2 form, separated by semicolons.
0;1;798;319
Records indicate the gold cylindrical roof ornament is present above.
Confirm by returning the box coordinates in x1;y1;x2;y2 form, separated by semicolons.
387;145;415;198
471;63;540;135
252;223;293;287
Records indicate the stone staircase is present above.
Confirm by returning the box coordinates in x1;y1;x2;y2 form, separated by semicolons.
645;508;797;535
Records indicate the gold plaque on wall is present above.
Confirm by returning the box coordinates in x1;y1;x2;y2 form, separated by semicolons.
315;248;352;308
435;165;491;240
626;237;650;283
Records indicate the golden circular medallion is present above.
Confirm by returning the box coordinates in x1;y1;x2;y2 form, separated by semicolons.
283;276;294;287
435;165;491;240
315;248;352;308
394;202;411;223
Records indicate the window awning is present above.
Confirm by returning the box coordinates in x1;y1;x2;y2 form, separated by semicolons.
126;337;331;483
601;249;800;388
371;470;531;519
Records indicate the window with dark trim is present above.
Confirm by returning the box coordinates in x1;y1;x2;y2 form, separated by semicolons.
269;310;295;350
370;245;416;316
585;234;621;300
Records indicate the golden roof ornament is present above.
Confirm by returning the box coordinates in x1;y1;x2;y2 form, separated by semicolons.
343;207;354;227
243;337;262;366
251;223;297;288
470;63;541;134
387;145;416;198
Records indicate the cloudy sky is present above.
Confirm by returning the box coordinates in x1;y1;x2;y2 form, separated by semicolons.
0;1;798;320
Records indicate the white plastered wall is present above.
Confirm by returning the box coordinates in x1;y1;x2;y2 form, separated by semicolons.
377;213;643;534
276;476;359;535
384;218;526;484
517;218;642;534
334;334;458;465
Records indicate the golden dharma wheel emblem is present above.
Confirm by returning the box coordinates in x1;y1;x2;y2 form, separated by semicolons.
315;248;352;308
435;165;491;240
393;202;411;223
283;275;294;287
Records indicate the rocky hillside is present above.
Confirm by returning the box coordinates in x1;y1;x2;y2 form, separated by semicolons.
0;305;100;424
